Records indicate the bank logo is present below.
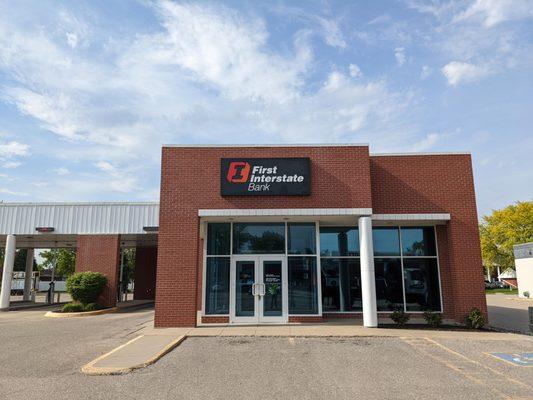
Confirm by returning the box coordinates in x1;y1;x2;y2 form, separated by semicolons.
221;158;310;196
226;161;251;183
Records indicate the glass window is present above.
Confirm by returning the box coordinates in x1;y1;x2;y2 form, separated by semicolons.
288;223;316;254
321;258;362;312
233;223;285;254
207;223;230;255
373;228;400;256
401;227;436;256
374;258;404;311
319;227;359;256
205;257;230;314
403;258;441;311
288;257;318;314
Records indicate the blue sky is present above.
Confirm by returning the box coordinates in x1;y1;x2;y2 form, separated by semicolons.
0;0;531;217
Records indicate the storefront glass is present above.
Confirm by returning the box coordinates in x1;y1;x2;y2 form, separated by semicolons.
321;258;362;312
288;257;318;314
403;258;441;311
207;223;230;255
288;223;316;254
401;227;437;256
320;227;359;256
373;227;401;256
233;223;285;254
205;257;230;314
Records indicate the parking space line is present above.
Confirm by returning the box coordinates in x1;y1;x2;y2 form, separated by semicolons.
486;352;533;367
424;338;532;391
401;337;531;400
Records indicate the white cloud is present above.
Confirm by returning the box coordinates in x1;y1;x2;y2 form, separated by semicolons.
0;188;27;196
2;161;22;169
95;161;116;173
0;1;414;200
409;133;442;152
453;0;533;27
394;47;406;66
349;63;363;78
317;17;346;48
52;167;70;175
0;140;29;157
66;32;78;48
143;1;312;103
420;65;432;79
441;61;492;85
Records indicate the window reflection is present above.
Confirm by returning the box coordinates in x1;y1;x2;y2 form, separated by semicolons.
372;228;400;256
205;257;230;314
288;223;316;254
403;258;441;311
207;223;231;255
374;258;403;311
321;258;362;312
288;257;318;314
401;227;436;256
233;223;285;254
320;227;359;256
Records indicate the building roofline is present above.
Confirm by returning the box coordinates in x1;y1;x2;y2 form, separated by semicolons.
163;143;369;148
0;201;159;206
370;151;471;157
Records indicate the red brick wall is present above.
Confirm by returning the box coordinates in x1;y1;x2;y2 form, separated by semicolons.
134;246;157;300
370;154;487;322
202;316;229;324
75;235;120;308
156;145;372;327
157;147;485;327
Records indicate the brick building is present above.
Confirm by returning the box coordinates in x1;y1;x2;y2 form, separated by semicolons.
0;144;487;328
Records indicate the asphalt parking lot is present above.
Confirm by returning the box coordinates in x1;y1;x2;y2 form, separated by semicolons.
487;293;533;334
1;308;532;400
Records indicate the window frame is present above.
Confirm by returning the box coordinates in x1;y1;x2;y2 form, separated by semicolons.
202;221;322;318
202;222;443;318
320;225;443;314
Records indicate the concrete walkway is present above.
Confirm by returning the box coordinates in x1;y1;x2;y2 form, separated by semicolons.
81;321;533;375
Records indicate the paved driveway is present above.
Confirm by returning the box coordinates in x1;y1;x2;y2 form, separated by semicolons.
1;307;532;400
487;294;532;334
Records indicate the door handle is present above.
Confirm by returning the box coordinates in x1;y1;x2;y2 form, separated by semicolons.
252;283;257;296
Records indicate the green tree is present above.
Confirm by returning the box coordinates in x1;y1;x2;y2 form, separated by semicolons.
39;249;77;278
120;248;136;292
480;201;533;274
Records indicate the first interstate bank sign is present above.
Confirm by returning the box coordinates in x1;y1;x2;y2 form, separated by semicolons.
220;158;311;196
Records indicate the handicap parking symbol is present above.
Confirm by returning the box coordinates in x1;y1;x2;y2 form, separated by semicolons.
491;353;533;366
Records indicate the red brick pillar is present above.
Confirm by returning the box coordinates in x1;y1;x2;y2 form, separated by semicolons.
447;219;488;323
75;235;120;308
134;247;157;300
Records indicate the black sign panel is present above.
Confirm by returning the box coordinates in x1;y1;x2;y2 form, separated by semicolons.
221;158;311;196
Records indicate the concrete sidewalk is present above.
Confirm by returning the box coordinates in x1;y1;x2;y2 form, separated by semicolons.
81;321;532;375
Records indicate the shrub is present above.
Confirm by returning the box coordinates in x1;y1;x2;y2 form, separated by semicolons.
83;303;100;311
66;271;107;306
524;291;530;298
465;308;485;329
423;311;442;328
390;309;409;326
62;302;84;313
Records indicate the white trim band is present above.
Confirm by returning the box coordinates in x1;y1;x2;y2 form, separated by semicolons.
198;208;373;217
372;213;450;221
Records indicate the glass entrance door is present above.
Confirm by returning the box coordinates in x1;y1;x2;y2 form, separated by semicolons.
230;256;288;324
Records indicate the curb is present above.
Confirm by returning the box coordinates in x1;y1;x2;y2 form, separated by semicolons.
81;334;187;375
44;307;119;318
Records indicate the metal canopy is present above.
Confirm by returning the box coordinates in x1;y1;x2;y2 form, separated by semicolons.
0;202;159;248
